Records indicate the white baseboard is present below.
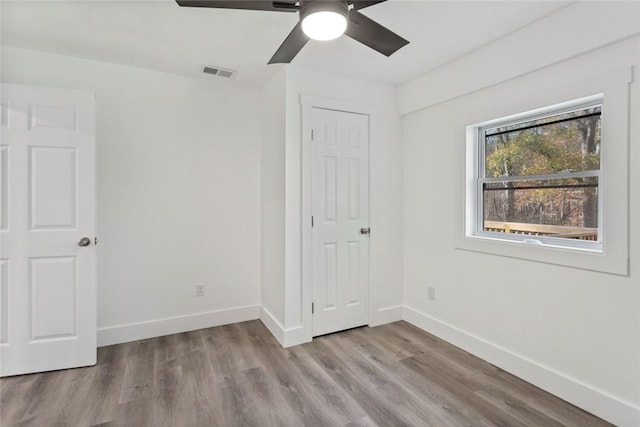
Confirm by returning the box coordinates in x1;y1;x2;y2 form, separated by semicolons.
260;305;402;347
403;306;640;427
282;325;311;348
259;306;312;348
370;305;403;327
97;304;261;347
259;306;285;344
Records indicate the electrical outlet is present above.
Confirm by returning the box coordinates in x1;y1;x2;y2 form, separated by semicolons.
427;286;436;301
196;283;205;297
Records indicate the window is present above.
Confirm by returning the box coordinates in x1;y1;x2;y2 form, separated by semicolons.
471;96;603;252
459;70;630;275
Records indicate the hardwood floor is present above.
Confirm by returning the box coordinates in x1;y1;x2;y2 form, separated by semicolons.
0;320;611;427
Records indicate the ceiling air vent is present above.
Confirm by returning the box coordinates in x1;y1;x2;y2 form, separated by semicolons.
203;66;236;78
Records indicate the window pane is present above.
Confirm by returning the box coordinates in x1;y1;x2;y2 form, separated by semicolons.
484;106;601;178
483;178;598;241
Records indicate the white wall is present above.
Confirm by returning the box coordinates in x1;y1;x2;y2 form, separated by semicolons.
1;47;263;345
1;46;402;351
260;68;287;329
400;6;640;425
398;1;640;115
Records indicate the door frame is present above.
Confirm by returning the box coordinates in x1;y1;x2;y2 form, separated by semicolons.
300;95;379;340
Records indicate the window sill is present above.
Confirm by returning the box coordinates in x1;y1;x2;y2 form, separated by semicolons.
455;234;627;276
473;232;603;253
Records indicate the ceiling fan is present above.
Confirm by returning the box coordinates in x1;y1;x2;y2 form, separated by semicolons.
175;0;409;64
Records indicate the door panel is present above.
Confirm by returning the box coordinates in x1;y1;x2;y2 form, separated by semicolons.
347;158;360;220
29;104;77;131
0;259;7;344
0;83;96;377
323;156;338;222
0;145;8;231
29;256;77;340
29;146;77;230
322;242;338;310
346;240;360;306
312;108;369;337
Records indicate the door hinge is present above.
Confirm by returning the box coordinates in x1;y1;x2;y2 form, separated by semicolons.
311;216;314;227
311;129;314;140
312;303;314;314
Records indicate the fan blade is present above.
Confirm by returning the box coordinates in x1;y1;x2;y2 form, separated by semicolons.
345;10;409;57
176;0;298;12
350;1;387;10
268;22;309;64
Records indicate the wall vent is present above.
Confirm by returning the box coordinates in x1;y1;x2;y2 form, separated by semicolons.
203;66;236;78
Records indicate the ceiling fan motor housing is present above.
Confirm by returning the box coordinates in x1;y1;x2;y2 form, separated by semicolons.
300;0;349;22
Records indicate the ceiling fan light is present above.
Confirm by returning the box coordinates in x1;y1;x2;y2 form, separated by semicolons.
302;11;348;41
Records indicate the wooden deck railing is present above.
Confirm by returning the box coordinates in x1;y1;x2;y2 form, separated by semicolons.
483;221;598;241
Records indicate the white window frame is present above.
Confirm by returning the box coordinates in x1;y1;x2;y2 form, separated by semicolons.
457;66;631;276
472;95;604;253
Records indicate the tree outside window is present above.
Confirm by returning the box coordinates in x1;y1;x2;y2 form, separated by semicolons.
478;103;602;244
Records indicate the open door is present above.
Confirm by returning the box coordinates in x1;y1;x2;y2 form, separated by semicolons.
0;83;97;376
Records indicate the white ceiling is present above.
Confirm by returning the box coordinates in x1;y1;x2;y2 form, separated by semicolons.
1;0;569;87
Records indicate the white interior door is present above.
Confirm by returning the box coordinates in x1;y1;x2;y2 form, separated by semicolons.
311;107;369;337
0;83;97;376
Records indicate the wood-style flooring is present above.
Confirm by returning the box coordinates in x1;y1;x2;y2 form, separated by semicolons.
0;320;611;427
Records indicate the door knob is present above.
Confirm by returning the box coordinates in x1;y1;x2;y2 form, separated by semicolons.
77;237;92;247
360;227;370;235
